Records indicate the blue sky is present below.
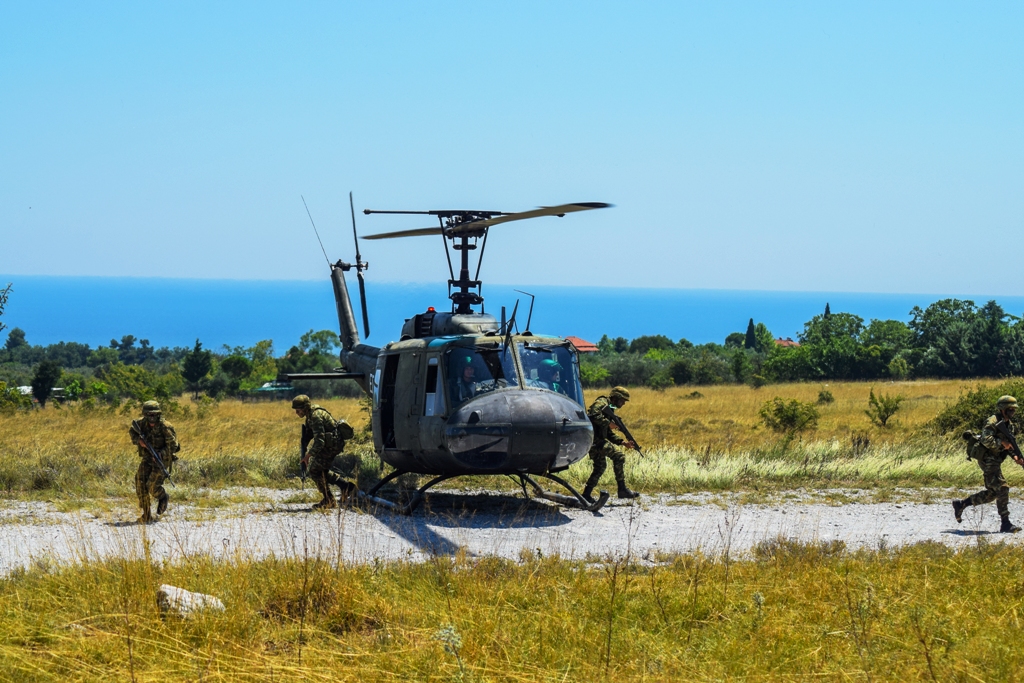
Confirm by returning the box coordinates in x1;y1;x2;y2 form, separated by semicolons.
2;2;1021;293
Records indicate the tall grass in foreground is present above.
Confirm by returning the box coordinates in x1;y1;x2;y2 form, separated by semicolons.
0;380;1010;499
1;540;1021;680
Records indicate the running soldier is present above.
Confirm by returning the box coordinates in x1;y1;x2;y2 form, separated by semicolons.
954;395;1023;533
128;400;179;524
292;394;356;509
582;386;639;501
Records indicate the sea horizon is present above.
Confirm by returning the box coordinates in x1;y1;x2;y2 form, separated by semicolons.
3;274;1024;352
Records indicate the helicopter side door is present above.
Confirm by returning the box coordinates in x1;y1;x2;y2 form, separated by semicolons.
375;354;400;450
393;349;423;452
418;354;447;454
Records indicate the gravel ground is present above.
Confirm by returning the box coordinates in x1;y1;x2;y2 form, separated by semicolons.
1;488;1020;575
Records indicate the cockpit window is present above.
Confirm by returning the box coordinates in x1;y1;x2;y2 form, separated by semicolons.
518;342;584;405
446;346;519;407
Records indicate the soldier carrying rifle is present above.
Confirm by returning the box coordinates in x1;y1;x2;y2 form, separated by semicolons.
128;400;179;524
954;395;1023;533
582;386;640;502
291;394;356;510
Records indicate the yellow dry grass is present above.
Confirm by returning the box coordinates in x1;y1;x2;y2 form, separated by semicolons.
590;378;988;452
0;379;1008;498
1;540;1022;681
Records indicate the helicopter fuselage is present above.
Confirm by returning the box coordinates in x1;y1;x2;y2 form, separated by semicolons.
368;333;594;476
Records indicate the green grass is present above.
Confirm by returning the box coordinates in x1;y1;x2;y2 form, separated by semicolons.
2;540;1023;680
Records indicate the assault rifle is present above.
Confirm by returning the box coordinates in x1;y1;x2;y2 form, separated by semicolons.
601;405;645;458
130;420;175;486
299;423;312;488
993;420;1024;468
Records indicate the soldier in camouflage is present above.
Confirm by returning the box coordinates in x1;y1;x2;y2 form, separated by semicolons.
953;395;1023;533
292;394;356;510
128;400;179;524
582;386;639;501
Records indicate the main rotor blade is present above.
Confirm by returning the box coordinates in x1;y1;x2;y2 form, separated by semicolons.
357;271;370;338
361;202;611;240
362;226;445;240
349;192;362;263
450;202;610;234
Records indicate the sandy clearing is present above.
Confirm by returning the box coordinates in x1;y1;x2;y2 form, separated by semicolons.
0;489;1018;574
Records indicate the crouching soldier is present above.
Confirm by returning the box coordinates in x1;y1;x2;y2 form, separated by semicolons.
128;400;179;524
582;386;639;501
292;395;356;510
954;395;1024;533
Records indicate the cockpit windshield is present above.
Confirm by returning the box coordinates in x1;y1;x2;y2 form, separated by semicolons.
446;345;519;408
518;342;584;405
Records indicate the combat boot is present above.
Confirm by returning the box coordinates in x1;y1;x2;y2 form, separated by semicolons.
312;498;338;511
1000;517;1021;533
617;484;639;500
156;493;169;515
581;485;595;503
137;510;153;524
952;499;967;524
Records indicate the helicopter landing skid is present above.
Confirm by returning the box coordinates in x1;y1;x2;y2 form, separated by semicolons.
361;472;459;516
518;473;609;513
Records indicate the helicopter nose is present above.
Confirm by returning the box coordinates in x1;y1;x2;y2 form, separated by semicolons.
445;390;593;473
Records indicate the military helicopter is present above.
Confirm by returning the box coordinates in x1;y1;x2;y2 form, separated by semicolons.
289;194;612;514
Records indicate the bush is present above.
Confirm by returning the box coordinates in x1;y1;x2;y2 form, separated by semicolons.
931;379;1024;435
865;387;904;428
669;358;693;385
817;389;835;405
0;381;31;411
888;356;910;380
579;362;610;387
759;398;819;435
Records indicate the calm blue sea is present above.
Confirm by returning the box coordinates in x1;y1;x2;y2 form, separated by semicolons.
3;274;1024;352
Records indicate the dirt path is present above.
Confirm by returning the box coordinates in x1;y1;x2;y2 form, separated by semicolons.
1;489;1018;574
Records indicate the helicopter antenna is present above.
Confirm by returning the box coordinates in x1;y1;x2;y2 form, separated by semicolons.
514;289;535;332
301;195;331;268
503;299;519;357
349;192;371;338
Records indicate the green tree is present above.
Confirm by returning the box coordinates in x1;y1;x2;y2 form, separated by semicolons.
629;335;676;355
753;323;775;354
182;339;213;398
744;318;756;349
5;327;26;352
31;360;63;407
0;283;11;336
725;332;745;349
759;397;819;437
798;312;865;379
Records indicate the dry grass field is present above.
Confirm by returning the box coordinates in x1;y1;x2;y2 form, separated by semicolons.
0;379;1012;500
1;539;1022;681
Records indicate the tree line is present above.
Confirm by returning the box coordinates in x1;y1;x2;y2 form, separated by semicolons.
580;298;1024;388
3;295;1024;407
0;326;357;409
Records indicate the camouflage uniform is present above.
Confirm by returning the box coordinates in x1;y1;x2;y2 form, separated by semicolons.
295;395;355;509
965;415;1015;516
128;401;178;523
955;395;1021;532
582;387;637;499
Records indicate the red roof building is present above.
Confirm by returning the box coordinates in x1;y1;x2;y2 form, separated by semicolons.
774;337;800;348
565;336;600;353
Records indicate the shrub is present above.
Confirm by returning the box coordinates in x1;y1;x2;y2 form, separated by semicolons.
579;362;610;387
817;389;835;405
865;387;904;428
931;379;1024;435
888;356;910;380
759;398;819;435
669;358;693;385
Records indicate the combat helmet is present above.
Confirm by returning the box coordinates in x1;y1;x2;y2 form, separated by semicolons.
291;394;311;410
142;400;162;416
610;386;630;402
998;395;1018;410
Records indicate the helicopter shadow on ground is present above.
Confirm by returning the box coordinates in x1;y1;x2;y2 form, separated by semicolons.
366;491;572;557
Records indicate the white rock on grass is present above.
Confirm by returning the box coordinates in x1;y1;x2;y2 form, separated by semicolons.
157;584;225;617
